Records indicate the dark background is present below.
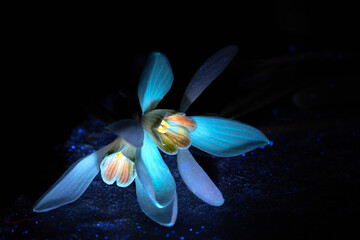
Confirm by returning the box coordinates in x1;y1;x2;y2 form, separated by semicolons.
3;1;360;239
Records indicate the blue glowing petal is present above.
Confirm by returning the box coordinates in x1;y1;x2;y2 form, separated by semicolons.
135;131;176;208
33;144;112;212
138;52;174;113
105;119;144;147
190;116;269;157
177;149;224;206
179;45;238;112
135;178;177;227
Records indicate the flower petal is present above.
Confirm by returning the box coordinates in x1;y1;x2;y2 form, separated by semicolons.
179;45;238;112
33;144;111;212
156;125;191;155
190;116;269;157
100;152;137;187
138;52;174;113
177;149;224;206
166;113;197;132
105;119;144;148
135;131;176;207
136;178;177;227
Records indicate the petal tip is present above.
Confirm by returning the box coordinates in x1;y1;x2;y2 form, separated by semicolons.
205;191;225;207
33;207;48;213
32;203;52;213
211;197;225;207
262;136;271;146
161;220;176;227
33;207;40;213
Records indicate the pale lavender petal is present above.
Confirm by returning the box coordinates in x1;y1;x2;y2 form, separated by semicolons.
177;149;224;206
105;119;144;147
179;45;238;112
136;178;177;227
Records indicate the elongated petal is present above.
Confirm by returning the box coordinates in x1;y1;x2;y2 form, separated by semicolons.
105;119;144;148
136;178;177;227
190;116;269;157
33;144;111;212
138;52;174;113
135;131;176;207
179;45;238;112
177;149;224;206
100;152;136;187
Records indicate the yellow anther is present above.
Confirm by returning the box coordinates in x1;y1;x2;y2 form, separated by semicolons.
157;120;170;133
116;152;128;160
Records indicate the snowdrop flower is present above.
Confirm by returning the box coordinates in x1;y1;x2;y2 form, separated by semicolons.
33;46;269;228
135;45;269;226
33;119;144;212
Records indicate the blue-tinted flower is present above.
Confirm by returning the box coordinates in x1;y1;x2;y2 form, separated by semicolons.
135;46;269;225
33;46;269;227
33;119;143;213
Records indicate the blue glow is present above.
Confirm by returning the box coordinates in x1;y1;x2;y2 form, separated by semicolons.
190;116;269;157
33;144;112;212
135;178;177;227
31;46;271;230
136;132;176;208
138;52;174;113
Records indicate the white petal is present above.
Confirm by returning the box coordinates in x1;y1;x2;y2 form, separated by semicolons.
100;152;137;187
135;131;176;208
33;144;111;212
177;149;224;206
136;178;177;227
138;52;174;113
190;116;269;157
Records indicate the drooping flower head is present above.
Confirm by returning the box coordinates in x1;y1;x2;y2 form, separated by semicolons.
33;46;269;227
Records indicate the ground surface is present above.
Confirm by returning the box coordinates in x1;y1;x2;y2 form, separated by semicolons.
2;91;359;239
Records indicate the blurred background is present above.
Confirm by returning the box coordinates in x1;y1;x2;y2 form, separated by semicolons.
3;1;359;239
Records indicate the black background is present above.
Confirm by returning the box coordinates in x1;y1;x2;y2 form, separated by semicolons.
3;1;360;239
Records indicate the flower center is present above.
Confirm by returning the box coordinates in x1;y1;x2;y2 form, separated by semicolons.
157;120;171;133
115;151;125;159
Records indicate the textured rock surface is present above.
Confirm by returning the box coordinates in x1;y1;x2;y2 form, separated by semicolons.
2;101;359;239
